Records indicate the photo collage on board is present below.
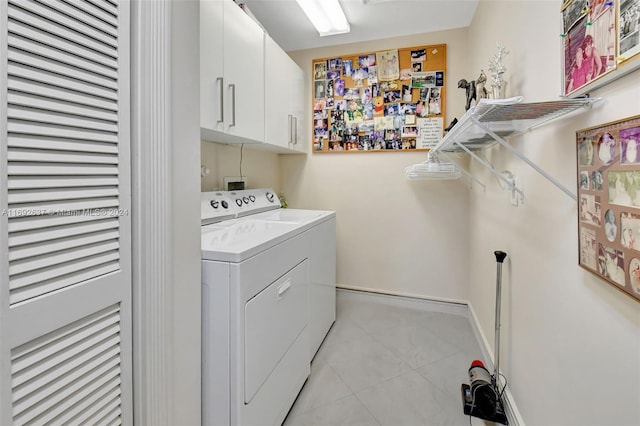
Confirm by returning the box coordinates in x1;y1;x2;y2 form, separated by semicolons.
577;115;640;301
312;46;445;152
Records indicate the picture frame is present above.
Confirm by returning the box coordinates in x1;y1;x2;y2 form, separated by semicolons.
576;114;640;303
619;0;640;59
562;0;640;97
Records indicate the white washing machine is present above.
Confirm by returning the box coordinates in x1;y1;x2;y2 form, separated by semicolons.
201;189;335;426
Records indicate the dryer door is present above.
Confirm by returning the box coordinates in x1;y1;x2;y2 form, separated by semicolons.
244;259;308;403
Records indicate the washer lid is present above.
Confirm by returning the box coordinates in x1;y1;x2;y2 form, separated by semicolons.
201;219;300;262
249;208;335;226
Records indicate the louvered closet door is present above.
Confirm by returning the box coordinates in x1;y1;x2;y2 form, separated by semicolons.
0;0;132;424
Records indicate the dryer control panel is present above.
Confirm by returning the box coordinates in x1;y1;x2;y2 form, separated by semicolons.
201;191;236;225
228;189;280;217
201;188;281;224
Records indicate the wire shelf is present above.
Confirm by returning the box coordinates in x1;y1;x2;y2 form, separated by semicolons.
427;96;601;201
432;96;601;153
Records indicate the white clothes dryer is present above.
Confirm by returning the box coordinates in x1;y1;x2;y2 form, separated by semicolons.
201;189;335;426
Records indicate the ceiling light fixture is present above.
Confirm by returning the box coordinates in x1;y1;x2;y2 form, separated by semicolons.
296;0;350;37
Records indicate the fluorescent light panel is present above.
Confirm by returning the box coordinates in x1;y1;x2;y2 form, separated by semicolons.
296;0;350;37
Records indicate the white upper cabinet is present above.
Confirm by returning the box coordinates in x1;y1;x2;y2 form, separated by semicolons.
290;58;307;153
265;34;307;154
264;35;290;150
200;0;224;133
201;0;264;144
201;0;306;153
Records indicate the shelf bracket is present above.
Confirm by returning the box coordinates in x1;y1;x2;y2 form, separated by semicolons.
470;117;577;201
440;152;487;191
429;97;600;202
450;137;525;201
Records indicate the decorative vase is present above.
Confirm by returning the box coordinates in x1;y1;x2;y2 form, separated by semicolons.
492;81;507;99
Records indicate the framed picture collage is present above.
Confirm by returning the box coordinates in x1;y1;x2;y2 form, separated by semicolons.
562;0;640;97
312;44;446;153
577;114;640;302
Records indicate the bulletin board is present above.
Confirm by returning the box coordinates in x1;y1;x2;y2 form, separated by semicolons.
311;44;446;153
577;114;640;303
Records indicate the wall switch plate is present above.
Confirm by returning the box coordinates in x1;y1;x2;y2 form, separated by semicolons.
223;176;247;191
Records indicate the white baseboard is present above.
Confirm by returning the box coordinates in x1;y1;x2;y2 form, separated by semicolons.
467;304;526;426
337;286;525;425
336;284;469;316
467;303;495;371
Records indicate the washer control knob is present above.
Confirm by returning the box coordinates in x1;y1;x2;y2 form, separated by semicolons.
266;192;275;202
221;200;229;209
249;195;256;202
210;200;219;209
242;196;249;204
235;198;242;207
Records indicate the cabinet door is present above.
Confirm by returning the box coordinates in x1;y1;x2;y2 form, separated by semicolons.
200;0;224;132
290;62;307;153
265;35;293;149
223;2;264;143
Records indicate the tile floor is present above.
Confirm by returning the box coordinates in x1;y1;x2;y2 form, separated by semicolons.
283;289;494;426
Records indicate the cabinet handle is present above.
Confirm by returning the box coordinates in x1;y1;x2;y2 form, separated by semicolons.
216;77;224;124
293;116;298;145
277;280;292;299
229;84;236;128
288;114;293;144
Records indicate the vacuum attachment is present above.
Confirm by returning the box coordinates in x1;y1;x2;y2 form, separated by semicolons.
461;360;508;424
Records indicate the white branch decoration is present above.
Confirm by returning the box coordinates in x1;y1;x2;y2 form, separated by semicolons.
488;44;509;97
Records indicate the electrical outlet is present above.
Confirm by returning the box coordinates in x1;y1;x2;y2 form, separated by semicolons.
511;176;522;206
223;176;247;191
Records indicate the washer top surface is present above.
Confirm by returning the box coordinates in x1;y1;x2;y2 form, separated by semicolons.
201;219;301;262
248;208;333;224
249;208;336;233
201;188;336;262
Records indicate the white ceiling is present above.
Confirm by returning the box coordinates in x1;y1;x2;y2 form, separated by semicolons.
240;0;480;52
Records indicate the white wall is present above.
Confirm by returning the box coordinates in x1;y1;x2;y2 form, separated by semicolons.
466;1;640;425
201;142;281;191
170;1;202;424
281;28;472;302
